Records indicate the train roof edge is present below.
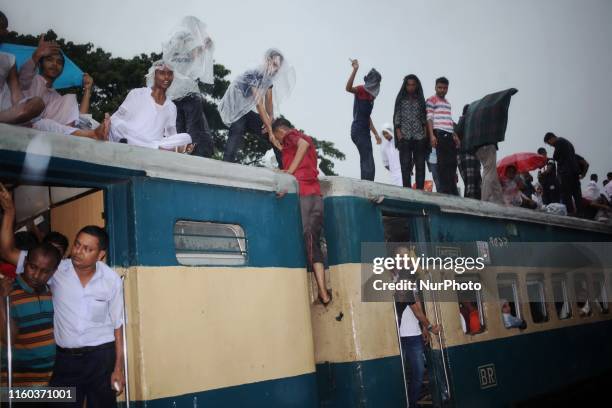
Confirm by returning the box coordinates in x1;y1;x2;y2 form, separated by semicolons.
0;124;298;194
320;176;612;235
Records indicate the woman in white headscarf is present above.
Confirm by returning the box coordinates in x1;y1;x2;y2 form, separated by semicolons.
161;16;215;157
380;124;402;186
218;48;295;167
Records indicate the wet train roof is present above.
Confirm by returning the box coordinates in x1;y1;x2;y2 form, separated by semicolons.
320;176;612;235
0;124;297;194
2;124;611;235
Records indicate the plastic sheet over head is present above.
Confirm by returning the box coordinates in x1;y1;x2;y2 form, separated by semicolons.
161;16;215;100
218;48;296;126
145;60;176;88
363;68;381;98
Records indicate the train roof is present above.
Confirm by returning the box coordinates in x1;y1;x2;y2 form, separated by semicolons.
0;124;297;194
2;124;611;235
320;176;612;235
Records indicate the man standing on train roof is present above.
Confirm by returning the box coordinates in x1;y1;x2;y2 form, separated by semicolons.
544;132;582;215
271;118;332;305
0;11;45;124
219;49;295;168
109;60;192;151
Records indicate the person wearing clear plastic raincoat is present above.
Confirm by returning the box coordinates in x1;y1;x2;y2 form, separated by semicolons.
108;61;192;151
218;49;295;167
162;16;215;157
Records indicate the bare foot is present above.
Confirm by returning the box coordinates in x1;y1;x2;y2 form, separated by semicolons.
94;113;110;141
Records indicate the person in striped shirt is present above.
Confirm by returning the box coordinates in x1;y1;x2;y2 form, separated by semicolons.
0;242;61;387
426;77;459;195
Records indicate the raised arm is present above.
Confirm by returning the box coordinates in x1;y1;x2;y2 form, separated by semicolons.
0;184;21;266
345;59;359;94
19;35;61;91
79;73;93;114
265;87;274;120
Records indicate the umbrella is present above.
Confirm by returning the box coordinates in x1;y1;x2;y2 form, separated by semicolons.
0;43;84;89
497;152;546;179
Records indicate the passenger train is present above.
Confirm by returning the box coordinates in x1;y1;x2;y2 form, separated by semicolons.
1;124;611;407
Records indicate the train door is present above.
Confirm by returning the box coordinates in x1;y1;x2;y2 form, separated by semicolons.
382;211;451;408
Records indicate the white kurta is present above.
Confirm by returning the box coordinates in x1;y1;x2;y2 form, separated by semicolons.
109;87;191;149
0;51;16;111
380;137;402;186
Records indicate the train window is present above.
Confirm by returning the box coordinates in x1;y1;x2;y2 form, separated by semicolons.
457;274;485;334
497;276;526;329
174;220;247;266
526;275;548;323
551;275;572;319
592;275;609;314
573;275;592;317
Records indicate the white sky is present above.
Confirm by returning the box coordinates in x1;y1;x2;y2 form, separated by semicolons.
3;0;611;186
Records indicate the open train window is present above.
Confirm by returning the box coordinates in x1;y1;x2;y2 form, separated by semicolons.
457;274;485;334
497;275;526;329
174;221;247;266
592;274;609;314
551;275;572;319
573;275;592;317
526;275;548;323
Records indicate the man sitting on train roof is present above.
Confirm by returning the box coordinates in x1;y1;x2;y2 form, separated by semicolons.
0;11;45;125
109;60;193;152
271;117;331;305
19;34;110;140
501;299;527;329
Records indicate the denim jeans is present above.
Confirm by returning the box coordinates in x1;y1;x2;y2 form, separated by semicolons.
401;335;426;407
398;138;428;188
174;93;214;158
223;111;283;168
351;128;375;181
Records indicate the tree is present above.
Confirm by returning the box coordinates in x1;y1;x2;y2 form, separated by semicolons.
6;30;345;174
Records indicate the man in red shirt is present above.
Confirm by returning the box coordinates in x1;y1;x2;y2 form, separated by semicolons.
271;118;331;305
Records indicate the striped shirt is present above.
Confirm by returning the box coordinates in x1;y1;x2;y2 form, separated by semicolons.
1;275;55;386
426;95;454;133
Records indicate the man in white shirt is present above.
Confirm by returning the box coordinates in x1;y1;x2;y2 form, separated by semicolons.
584;174;600;201
0;195;125;407
109;60;191;151
0;11;44;124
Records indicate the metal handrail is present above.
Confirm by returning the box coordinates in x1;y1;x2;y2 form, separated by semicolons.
428;271;451;401
121;275;130;407
6;296;13;408
392;302;410;407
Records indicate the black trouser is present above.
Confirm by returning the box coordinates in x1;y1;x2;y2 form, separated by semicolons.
435;130;459;195
223;111;283;168
559;173;582;214
398;138;428;188
174;93;214;158
49;342;117;408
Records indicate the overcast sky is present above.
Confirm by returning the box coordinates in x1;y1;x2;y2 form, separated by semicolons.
3;0;611;186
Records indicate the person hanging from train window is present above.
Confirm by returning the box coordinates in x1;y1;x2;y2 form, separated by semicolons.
0;11;45;125
271;117;331;305
379;124;402;187
345;58;382;181
501;299;527;329
0;242;61;388
219;49;295;167
161;16;215;158
18;34;110;140
109;60;193;152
